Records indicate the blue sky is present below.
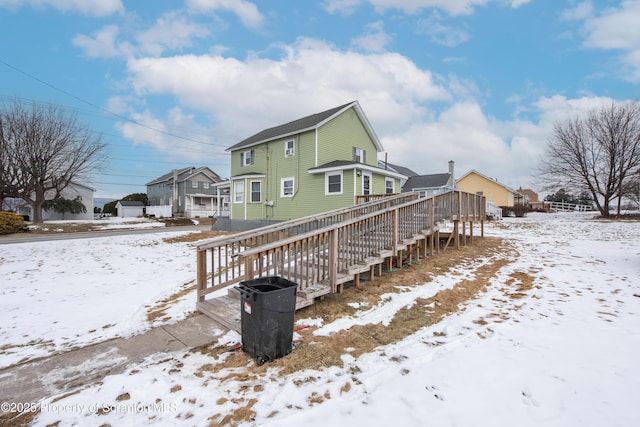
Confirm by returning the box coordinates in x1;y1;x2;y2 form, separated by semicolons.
1;0;639;199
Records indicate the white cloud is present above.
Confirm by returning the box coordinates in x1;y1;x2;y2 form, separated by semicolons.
560;1;594;21
574;0;640;82
416;11;470;46
73;12;211;59
186;0;264;29
115;107;228;165
73;25;134;59
116;36;630;194
325;0;495;16
0;0;123;16
351;21;392;52
323;0;363;15
136;12;211;57
124;37;450;139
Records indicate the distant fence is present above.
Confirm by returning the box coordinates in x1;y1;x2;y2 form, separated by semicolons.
146;205;172;217
545;201;594;212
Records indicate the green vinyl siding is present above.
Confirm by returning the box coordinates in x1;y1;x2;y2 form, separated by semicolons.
317;107;377;167
229;105;389;221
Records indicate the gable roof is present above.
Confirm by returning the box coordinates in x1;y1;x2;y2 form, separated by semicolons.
378;161;419;178
146;166;222;186
403;173;451;191
227;101;384;152
456;169;519;194
116;201;144;207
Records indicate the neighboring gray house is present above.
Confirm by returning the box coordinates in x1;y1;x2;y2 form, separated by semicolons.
402;160;457;197
378;161;418;188
146;166;229;218
15;181;95;221
116;200;144;218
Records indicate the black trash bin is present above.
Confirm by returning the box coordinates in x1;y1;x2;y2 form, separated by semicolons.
236;276;298;365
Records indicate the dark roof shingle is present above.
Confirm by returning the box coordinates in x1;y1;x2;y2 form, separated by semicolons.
227;101;356;151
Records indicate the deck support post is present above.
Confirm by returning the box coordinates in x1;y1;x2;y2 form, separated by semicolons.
454;220;460;250
196;250;207;303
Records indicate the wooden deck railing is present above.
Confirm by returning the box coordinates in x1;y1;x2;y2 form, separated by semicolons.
196;190;486;303
196;192;419;301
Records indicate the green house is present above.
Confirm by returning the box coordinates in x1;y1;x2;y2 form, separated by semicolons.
226;101;406;223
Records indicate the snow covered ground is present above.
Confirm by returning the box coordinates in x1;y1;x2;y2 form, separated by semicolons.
1;212;639;426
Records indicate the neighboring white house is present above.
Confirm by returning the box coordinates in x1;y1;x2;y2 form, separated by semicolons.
15;182;95;221
116;201;144;218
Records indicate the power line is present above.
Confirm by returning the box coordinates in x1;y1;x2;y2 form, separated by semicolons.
0;59;236;149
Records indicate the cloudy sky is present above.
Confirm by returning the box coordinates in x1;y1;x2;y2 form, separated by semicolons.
1;0;639;198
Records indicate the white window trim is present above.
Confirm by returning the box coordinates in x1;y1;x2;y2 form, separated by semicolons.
325;171;343;195
241;150;254;166
234;181;244;204
250;180;262;203
385;177;395;194
192;181;198;188
284;139;295;157
281;177;294;198
203;182;209;189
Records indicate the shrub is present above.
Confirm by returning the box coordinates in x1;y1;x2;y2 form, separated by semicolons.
0;212;26;235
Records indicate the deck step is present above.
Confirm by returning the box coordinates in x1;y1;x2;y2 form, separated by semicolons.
197;296;241;333
298;283;331;299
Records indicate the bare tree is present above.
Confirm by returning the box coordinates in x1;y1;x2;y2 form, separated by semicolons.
538;101;640;217
0;100;108;222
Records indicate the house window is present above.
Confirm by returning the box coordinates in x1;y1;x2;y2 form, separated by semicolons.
326;172;342;195
284;139;295;157
281;177;294;197
353;147;366;163
385;178;394;194
203;182;209;189
250;181;262;203
192;181;198;188
234;181;244;203
362;173;371;195
240;150;254;166
476;191;484;196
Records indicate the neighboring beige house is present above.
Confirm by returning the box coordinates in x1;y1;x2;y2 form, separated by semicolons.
456;170;519;207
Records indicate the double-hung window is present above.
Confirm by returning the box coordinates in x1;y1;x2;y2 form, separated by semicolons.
240;150;254;166
353;147;366;163
281;177;294;197
250;181;262;203
326;172;342;195
234;181;244;203
385;178;394;194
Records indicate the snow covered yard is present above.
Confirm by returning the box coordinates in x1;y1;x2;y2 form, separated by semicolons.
1;212;639;426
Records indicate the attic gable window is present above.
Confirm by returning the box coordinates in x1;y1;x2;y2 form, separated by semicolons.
284;139;295;157
240;149;254;166
353;147;366;163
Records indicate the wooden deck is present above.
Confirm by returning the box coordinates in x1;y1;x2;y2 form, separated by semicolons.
195;190;486;332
